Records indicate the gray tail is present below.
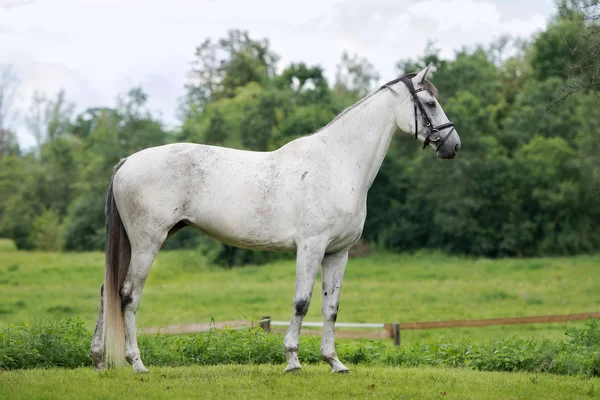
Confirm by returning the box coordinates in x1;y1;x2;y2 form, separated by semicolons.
102;158;130;368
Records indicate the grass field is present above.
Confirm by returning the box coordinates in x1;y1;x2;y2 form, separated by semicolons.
2;239;600;398
1;365;599;399
1;238;599;345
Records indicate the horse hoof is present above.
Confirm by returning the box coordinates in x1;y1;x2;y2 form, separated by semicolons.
283;366;302;373
331;365;350;374
133;364;149;374
334;368;350;374
134;368;149;374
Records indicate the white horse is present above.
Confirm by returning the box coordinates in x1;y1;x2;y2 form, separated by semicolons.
89;63;461;374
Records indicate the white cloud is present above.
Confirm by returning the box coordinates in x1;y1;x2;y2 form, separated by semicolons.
0;0;556;150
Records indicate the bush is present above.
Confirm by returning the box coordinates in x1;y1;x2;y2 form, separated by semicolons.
29;209;63;251
61;194;105;251
0;319;91;369
2;318;599;377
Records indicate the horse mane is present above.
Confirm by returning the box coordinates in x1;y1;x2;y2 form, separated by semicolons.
314;73;438;135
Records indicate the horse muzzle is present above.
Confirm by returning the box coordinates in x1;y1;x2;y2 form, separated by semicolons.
436;141;460;159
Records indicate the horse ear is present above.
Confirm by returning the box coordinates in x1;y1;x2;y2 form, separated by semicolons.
414;63;434;84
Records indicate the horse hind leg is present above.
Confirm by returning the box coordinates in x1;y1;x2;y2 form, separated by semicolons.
121;239;163;373
89;284;105;370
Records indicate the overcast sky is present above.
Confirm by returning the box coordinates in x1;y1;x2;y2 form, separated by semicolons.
1;0;558;149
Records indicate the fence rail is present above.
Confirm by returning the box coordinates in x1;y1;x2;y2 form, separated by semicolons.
141;312;600;346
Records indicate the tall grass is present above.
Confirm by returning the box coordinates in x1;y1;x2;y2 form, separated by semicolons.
1;318;599;377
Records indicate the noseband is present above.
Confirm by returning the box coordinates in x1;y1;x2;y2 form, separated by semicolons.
400;77;455;150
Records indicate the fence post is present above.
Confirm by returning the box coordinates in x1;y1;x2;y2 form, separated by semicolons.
260;316;271;333
385;323;392;338
392;323;400;346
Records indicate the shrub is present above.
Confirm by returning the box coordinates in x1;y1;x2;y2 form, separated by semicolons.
2;318;599;377
29;209;63;251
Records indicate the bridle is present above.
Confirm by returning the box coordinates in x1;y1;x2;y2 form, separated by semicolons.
400;76;455;150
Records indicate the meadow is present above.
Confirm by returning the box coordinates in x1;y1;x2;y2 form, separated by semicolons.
2;239;600;399
2;365;599;400
1;239;599;345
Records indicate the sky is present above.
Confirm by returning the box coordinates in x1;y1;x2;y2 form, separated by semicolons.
0;0;558;149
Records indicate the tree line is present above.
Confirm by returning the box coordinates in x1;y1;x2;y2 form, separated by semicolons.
0;1;598;265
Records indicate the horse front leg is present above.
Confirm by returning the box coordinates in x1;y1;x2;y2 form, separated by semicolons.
320;250;349;373
283;238;327;372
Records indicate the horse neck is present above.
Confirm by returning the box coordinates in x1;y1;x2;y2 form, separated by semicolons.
317;88;410;190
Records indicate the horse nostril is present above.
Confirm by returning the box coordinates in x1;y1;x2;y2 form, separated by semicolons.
454;143;460;152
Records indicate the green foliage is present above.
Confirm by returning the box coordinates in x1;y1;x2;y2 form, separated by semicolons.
0;155;25;229
2;10;600;264
0;319;91;370
197;236;292;268
62;193;105;251
334;51;380;99
2;318;600;378
29;209;62;251
530;10;587;82
0;165;44;250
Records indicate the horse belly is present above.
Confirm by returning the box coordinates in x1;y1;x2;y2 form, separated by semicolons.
185;176;298;252
188;206;297;252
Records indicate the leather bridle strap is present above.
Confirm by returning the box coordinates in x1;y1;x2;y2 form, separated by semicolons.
401;77;455;150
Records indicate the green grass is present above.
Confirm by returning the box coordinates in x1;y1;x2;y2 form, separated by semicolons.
1;238;599;345
0;238;17;252
1;365;599;400
2;238;600;397
2;318;600;376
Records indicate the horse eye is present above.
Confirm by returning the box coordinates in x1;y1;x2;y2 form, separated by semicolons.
427;101;436;108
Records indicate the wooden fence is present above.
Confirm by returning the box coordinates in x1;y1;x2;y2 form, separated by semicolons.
141;311;600;346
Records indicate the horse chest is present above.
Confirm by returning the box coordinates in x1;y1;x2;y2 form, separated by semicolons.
321;198;367;253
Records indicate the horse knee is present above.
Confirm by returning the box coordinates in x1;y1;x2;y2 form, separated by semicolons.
294;298;310;316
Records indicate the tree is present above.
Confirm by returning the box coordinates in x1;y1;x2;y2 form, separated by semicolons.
334;51;380;101
0;64;20;135
182;29;280;115
62;89;167;251
0;157;44;249
62;111;120;251
512;136;582;254
116;87;166;154
0;128;19;158
25;90;74;154
278;63;332;105
71;107;116;139
501;77;583;150
0;65;20;158
397;40;445;77
544;0;600;105
203;108;228;146
0;153;24;228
